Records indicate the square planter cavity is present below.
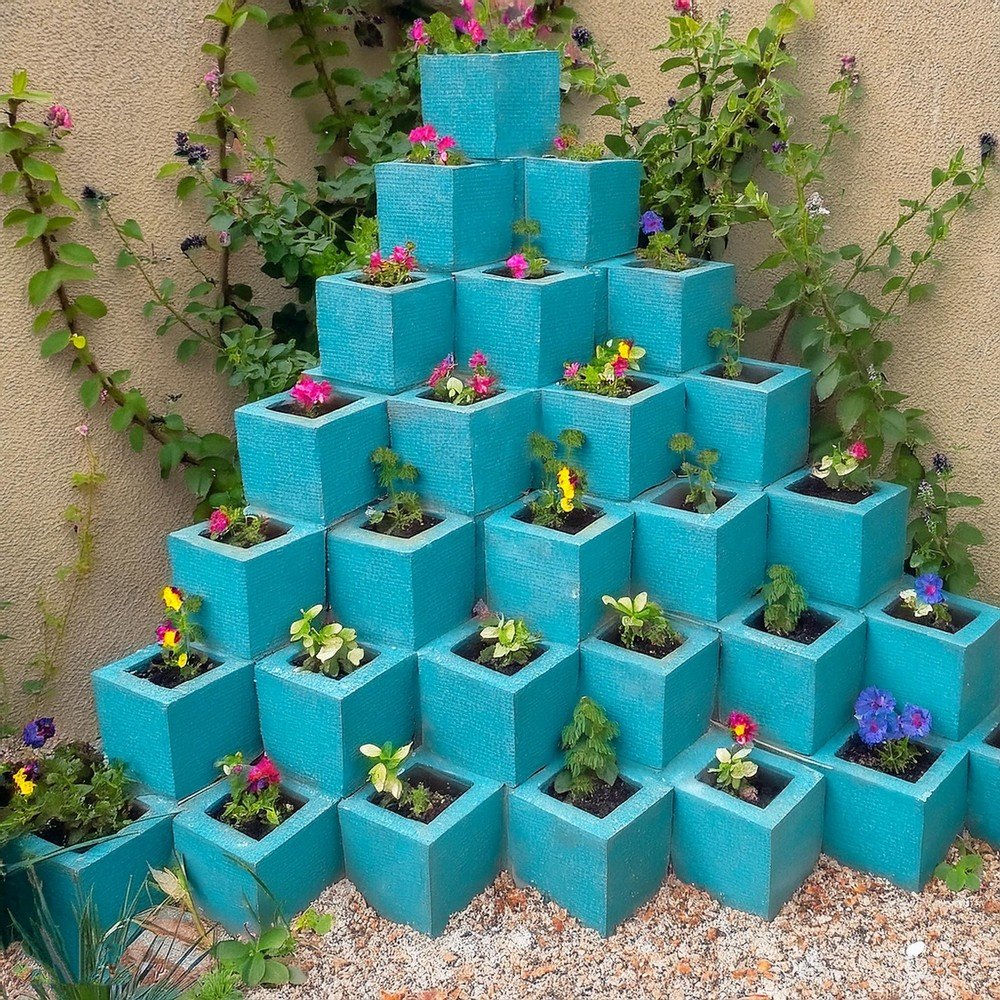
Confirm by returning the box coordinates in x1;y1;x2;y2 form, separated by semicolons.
375;160;517;272
339;751;504;936
454;265;597;389
632;480;767;622
327;509;475;650
682;360;812;487
418;620;579;786
813;724;968;890
168;517;326;660
387;387;537;516
418;51;560;159
93;644;260;800
315;270;455;394
174;776;341;935
507;761;672;936
540;375;685;501
484;493;633;645
766;472;909;608
235;385;387;526
717;599;867;755
666;733;824;919
964;706;1000;847
255;643;418;798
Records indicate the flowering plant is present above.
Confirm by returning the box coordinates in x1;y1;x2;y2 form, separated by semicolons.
206;506;268;548
811;441;872;491
290;604;366;678
707;305;751;379
359;741;434;819
854;687;932;776
760;564;808;637
710;711;760;802
475;609;541;671
426;351;501;405
406;125;467;166
287;374;333;417
636;229;699;271
217;752;292;834
553;697;620;801
601;592;681;652
366;447;426;536
505;218;548;279
899;573;952;629
552;123;604;161
527;428;588;529
670;433;720;514
563;339;646;397
156;585;205;679
408;2;543;55
362;243;418;288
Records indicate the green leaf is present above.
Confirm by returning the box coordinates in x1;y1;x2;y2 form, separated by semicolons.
908;283;935;304
74;294;107;318
156;161;184;179
176;338;200;362
257;926;288;953
39;329;71;357
79;377;102;408
229;71;258;95
177;176;197;200
109;406;134;433
245;954;266;988
836;391;867;432
128;424;145;452
213;940;246;964
21;156;57;182
121;218;143;241
58;242;98;265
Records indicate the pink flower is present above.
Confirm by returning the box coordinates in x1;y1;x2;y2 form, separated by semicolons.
471;373;496;396
203;69;221;98
727;711;758;746
455;17;486;43
290;374;333;411
409;124;438;145
461;0;475;11
156;621;172;643
673;0;692;11
553;136;569;151
408;18;430;47
45;105;73;131
389;245;417;270
247;755;281;792
234;171;255;185
847;440;870;461
369;250;383;270
75;423;89;437
563;361;581;379
468;350;489;369
208;508;231;536
428;354;456;387
506;253;529;280
343;156;358;167
612;355;629;378
437;135;456;153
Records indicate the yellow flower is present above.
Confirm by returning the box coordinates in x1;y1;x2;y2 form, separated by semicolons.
177;652;188;669
162;586;183;612
71;334;87;350
618;340;632;360
557;466;575;513
161;628;181;650
13;768;35;797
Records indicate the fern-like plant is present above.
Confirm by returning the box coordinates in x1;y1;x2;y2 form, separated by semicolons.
553;697;619;800
761;564;808;636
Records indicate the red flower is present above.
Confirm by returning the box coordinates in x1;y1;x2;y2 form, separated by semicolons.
727;711;758;746
246;755;280;792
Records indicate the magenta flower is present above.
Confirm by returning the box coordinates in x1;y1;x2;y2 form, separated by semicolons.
437;135;456;153
369;250;383;270
156;621;172;643
408;18;430;48
408;124;438;145
506;253;529;280
390;244;417;270
727;711;758;746
203;69;221;98
208;508;231;536
454;17;486;43
246;755;281;793
612;355;629;378
45;105;73;131
290;374;333;412
847;440;870;461
471;373;496;396
428;354;456;387
468;350;489;369
563;361;581;379
673;0;692;11
461;0;475;11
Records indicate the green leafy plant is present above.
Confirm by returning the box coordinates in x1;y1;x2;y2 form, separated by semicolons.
553;696;619;800
710;745;758;797
206;506;267;548
477;614;541;671
359;740;412;802
562;338;646;397
289;604;365;678
418;4;552;55
361;241;418;287
186;965;245;1000
216;752;289;834
366;447;425;536
552;123;604;161
601;592;680;652
509;217;549;278
157;586;207;681
290;906;334;936
934;838;984;893
811;442;873;492
760;564;808;637
213;925;305;990
669;432;719;514
527;429;588;528
707;305;751;379
636;231;698;271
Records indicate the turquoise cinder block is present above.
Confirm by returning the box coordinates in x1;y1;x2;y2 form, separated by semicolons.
418;620;578;785
174;776;341;935
632;480;767;622
862;583;1000;740
168;518;326;660
964;706;1000;846
418;51;560;159
339;751;504;935
484;494;633;645
315;271;455;394
454;265;597;388
813;724;968;890
327;510;475;650
666;732;824;919
766;472;909;608
717;599;866;755
387;387;537;516
524;157;642;265
682;360;812;487
507;761;672;935
539;375;685;501
235;387;387;527
375;160;516;272
92;644;260;800
580;618;719;768
255;643;418;798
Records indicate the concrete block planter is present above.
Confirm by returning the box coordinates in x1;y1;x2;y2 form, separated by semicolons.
964;706;1000;847
681;360;812;487
632;481;767;622
717;599;867;755
418;620;578;785
339;752;504;935
235;386;387;526
812;724;968;890
454;265;597;388
174;776;341;934
507;761;672;935
418;51;560;159
327;509;475;650
387;387;537;516
92;644;260;800
315;271;455;393
255;643;418;798
580;619;719;769
375;160;516;272
539;375;685;501
766;472;909;608
168;517;326;660
667;733;825;919
589;253;633;339
483;493;633;645
523;157;642;265
862;584;1000;741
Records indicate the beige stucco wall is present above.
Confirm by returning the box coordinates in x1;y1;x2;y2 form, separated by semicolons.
2;1;998;737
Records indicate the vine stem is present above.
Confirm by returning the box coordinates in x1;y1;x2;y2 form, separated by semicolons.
214;19;232;321
287;0;344;119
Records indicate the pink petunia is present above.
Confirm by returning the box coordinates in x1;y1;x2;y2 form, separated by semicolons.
506;253;529;280
847;440;870;461
437;135;456;153
408;124;438;145
471;373;496;396
408;18;430;47
247;755;281;792
468;350;489;369
563;361;581;379
208;508;231;536
428;354;456;387
290;374;332;411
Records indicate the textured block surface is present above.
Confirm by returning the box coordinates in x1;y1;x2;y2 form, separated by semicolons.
964;706;1000;846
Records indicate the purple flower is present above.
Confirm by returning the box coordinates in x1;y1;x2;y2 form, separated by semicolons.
914;573;945;606
855;686;895;717
899;704;932;739
571;25;592;47
640;210;664;235
857;710;893;746
771;140;788;154
932;452;952;475
23;717;56;749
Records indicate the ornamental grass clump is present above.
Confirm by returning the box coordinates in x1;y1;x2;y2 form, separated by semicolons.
710;711;761;804
505;218;548;279
206;506;270;548
150;585;210;685
527;428;589;529
366;447;428;537
553;696;620;801
563;338;646;397
217;752;296;838
552;123;604;161
853;687;932;777
426;350;501;404
362;243;418;287
601;591;682;656
761;564;808;637
670;432;720;514
289;604;366;679
406;124;467;165
898;573;953;630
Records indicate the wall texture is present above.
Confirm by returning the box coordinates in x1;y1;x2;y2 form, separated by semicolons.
2;1;997;737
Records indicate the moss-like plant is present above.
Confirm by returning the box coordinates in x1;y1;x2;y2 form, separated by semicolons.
553;697;619;800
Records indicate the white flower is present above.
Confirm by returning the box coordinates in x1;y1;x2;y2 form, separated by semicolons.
805;192;830;217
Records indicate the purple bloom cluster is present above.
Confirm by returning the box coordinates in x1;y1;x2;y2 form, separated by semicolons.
854;687;931;746
175;131;209;167
23;717;56;749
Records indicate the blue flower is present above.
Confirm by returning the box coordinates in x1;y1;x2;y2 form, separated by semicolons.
855;686;895;717
899;704;932;739
22;717;56;749
914;573;945;606
857;710;893;746
640;210;664;235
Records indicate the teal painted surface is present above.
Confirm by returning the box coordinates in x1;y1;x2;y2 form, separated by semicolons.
483;493;633;645
539;375;685;501
327;510;475;650
523;157;642;264
682;360;812;487
173;776;342;934
631;480;767;622
717;599;867;754
339;751;504;935
418;52;560;159
665;732;824;919
813;724;968;890
168;518;327;660
766;473;909;608
375;160;516;272
255;644;418;798
862;582;1000;740
589;254;634;339
963;706;1000;846
92;645;260;800
579;619;719;768
507;761;673;935
418;620;579;785
235;387;387;527
387;388;537;516
454;265;597;389
315;271;455;394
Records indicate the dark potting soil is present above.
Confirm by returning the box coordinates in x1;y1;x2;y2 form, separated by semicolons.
786;475;872;505
379;767;469;825
572;376;654;399
199;517;288;547
418;388;504;406
884;596;975;635
37;800;147;850
514;503;605;535
269;391;359;419
704;363;777;385
486;266;562;280
136;653;217;689
212;792;302;841
654;481;734;514
985;723;1000;751
291;647;377;678
451;633;545;676
601;625;683;659
835;732;940;783
549;777;639;819
696;762;790;810
349;274;422;287
362;513;443;539
746;607;837;646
